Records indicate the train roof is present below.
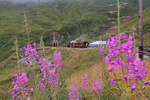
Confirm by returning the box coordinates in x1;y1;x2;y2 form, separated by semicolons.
89;41;107;45
70;40;77;43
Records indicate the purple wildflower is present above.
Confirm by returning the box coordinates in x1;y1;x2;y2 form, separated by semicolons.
99;47;106;56
142;86;146;89
80;76;89;88
131;83;136;91
93;80;103;92
23;43;39;67
53;51;64;69
68;85;80;100
107;67;113;72
110;79;117;84
122;76;128;82
144;81;150;85
11;72;33;100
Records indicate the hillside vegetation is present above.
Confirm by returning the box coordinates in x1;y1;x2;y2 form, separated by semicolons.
0;0;150;62
0;0;150;100
105;7;150;46
0;47;100;99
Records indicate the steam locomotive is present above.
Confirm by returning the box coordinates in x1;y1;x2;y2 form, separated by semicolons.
67;42;89;48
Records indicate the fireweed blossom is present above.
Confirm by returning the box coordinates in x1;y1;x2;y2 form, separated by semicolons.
11;42;64;99
93;80;103;92
68;85;80;100
80;76;89;88
106;32;148;94
11;73;33;100
144;81;150;85
38;68;61;89
53;51;64;70
99;47;106;56
38;57;61;89
23;43;39;67
110;79;118;84
107;67;113;72
131;83;136;91
37;51;64;90
24;43;63;90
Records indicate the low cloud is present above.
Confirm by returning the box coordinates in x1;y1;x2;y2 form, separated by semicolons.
0;0;49;3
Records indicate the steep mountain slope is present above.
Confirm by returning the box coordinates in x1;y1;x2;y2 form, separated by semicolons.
0;0;150;62
0;0;111;62
124;7;150;46
105;7;150;46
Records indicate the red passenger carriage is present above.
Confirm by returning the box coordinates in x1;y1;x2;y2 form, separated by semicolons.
67;42;89;48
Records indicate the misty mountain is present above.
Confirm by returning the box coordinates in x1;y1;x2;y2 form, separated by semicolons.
0;0;50;4
0;0;150;63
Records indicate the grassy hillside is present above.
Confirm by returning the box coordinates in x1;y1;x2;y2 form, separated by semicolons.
101;7;150;46
122;8;150;46
0;0;150;99
0;0;150;62
0;0;110;63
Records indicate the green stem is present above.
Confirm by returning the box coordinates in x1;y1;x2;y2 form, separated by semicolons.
24;10;30;44
98;93;100;100
117;0;120;35
15;37;20;70
43;47;46;57
133;32;136;48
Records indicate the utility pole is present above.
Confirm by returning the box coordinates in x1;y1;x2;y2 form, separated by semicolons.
53;32;57;47
40;35;44;48
138;0;143;60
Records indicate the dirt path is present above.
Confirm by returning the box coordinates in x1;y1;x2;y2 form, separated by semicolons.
67;61;105;87
67;59;150;88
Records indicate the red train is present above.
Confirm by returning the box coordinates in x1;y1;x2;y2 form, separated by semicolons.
67;42;89;48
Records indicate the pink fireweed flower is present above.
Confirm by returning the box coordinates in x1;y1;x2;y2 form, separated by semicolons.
107;18;113;21
105;56;112;65
108;11;117;14
39;83;46;89
27;97;31;100
144;81;150;85
142;86;146;89
99;47;106;56
122;16;130;19
80;76;89;88
23;43;39;67
122;76;128;82
48;69;61;86
128;58;147;81
93;80;103;92
68;85;80;100
120;2;128;6
131;83;136;91
106;33;148;97
38;56;61;90
109;26;117;30
107;67;113;72
110;79;117;84
11;72;33;100
120;32;127;39
48;61;52;67
17;96;22;100
53;51;64;69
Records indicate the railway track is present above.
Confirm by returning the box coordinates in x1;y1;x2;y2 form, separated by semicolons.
16;46;150;59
